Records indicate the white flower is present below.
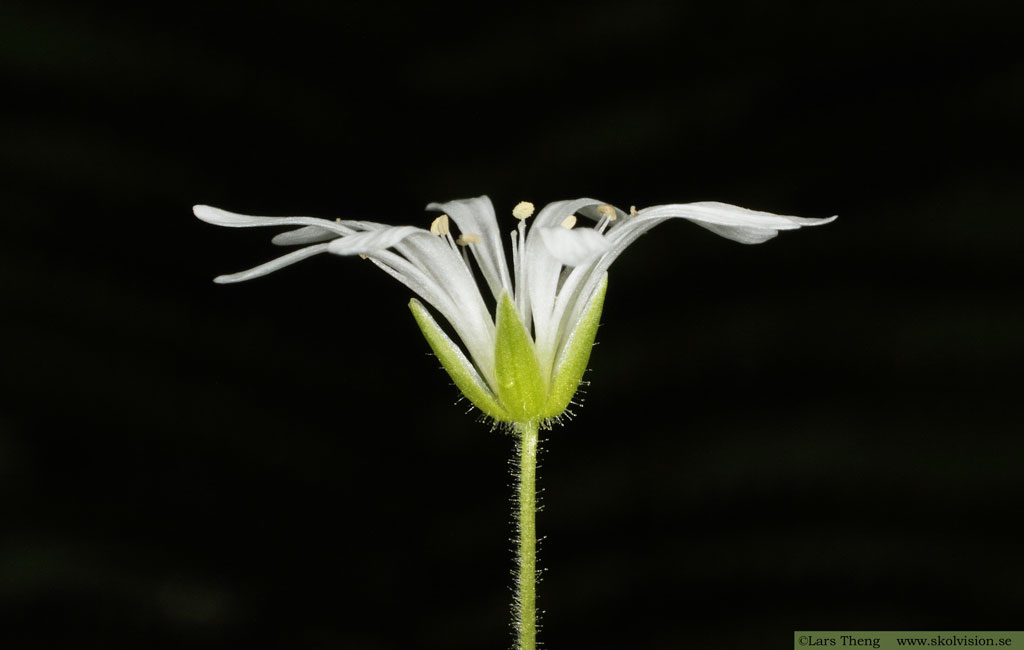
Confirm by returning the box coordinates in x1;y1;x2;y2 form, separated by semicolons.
195;197;835;423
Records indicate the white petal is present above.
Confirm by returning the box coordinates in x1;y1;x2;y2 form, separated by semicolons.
531;197;611;229
199;204;499;388
194;205;361;237
524;198;616;379
327;226;426;255
355;239;497;389
549;201;836;367
213;243;332;284
364;251;459;317
347;228;499;390
536;226;611;266
272;226;341;246
635;201;837;245
693;223;778;244
426;196;512;301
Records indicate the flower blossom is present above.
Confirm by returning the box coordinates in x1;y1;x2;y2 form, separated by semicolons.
195;197;834;423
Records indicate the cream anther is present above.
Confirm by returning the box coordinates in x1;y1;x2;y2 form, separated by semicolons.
630;205;638;217
560;215;577;229
430;214;450;236
597;204;617;221
513;201;535;220
456;233;482;246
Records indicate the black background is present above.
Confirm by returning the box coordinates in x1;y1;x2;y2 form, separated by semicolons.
3;1;1023;648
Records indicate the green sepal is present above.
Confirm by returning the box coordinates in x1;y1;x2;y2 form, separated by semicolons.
409;298;510;421
494;293;547;422
542;274;607;419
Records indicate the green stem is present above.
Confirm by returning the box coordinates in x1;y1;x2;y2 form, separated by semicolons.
515;420;540;650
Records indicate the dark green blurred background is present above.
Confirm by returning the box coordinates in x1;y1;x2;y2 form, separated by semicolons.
3;1;1022;648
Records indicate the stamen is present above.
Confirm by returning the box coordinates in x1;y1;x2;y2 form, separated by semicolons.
596;204;617;221
595;205;617;234
430;214;451;236
515;221;528;320
456;233;482;246
513;201;535;220
510;231;521;295
510;230;520;272
560;215;577;229
630;205;638;217
358;254;368;260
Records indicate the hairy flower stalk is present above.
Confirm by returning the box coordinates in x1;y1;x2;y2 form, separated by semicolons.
513;420;540;650
196;195;834;649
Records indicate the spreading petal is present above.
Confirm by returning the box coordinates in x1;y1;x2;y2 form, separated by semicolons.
195;204;499;388
193;205;361;236
631;201;837;245
548;201;836;375
213;243;332;284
